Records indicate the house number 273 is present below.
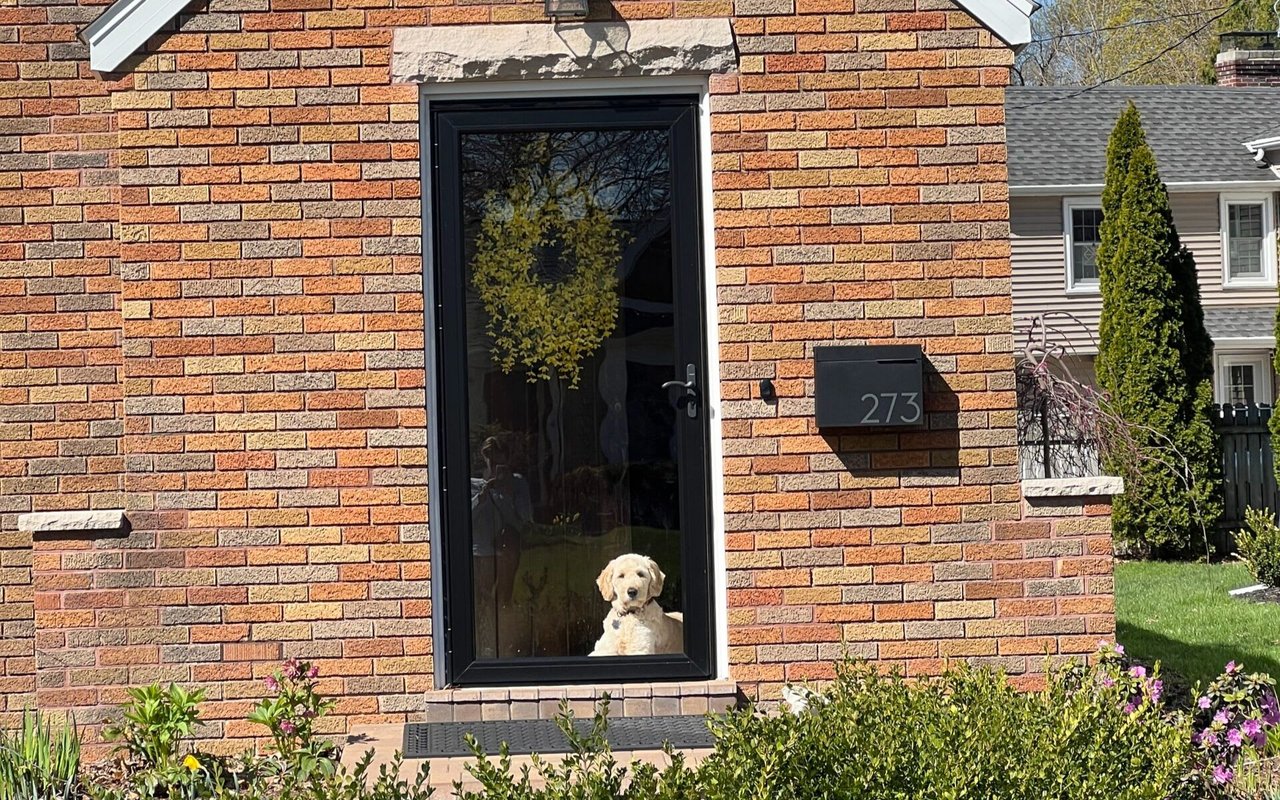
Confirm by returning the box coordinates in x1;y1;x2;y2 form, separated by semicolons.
859;392;923;425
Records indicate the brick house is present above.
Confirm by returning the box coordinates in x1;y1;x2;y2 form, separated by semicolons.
1;0;1120;739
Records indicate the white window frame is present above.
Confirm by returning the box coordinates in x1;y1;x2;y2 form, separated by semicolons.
1220;193;1277;289
1063;197;1103;294
1214;351;1274;406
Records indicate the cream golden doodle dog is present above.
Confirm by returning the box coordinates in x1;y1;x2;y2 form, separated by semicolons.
589;553;683;656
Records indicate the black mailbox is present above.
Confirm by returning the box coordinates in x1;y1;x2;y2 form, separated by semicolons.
814;345;924;428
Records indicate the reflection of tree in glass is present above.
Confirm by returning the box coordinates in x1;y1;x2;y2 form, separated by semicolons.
468;137;629;388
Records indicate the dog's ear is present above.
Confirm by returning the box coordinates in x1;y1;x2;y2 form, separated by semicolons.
596;562;616;602
646;556;665;598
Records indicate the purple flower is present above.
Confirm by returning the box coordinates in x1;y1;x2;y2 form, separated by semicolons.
1262;693;1280;726
1148;680;1163;704
1243;719;1262;737
1101;676;1116;688
1228;728;1244;747
1114;644;1125;655
279;720;296;735
306;665;319;679
1226;661;1240;675
1215;709;1231;726
1129;665;1146;679
1212;765;1234;785
1198;696;1212;710
264;676;279;693
1201;731;1219;749
1123;702;1136;715
282;659;301;680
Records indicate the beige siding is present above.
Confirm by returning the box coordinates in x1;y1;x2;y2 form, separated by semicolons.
1012;191;1278;355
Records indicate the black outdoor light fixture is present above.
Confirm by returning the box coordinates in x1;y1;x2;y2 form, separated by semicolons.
544;0;588;18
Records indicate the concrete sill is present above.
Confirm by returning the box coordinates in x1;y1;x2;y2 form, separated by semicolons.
1021;477;1124;498
17;509;127;533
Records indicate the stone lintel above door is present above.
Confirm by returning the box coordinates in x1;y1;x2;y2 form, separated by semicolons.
391;19;738;84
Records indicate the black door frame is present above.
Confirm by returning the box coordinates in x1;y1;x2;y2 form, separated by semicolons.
428;95;714;687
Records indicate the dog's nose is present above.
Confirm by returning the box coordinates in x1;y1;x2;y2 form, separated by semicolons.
626;588;638;599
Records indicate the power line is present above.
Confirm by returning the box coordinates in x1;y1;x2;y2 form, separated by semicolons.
1030;4;1235;44
1009;0;1250;108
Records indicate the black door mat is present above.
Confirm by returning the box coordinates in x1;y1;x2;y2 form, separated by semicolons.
402;715;715;759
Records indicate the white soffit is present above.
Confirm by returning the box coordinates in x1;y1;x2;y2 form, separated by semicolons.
81;0;193;72
954;0;1037;49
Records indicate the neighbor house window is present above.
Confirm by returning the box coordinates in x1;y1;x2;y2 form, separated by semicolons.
1064;199;1103;290
1222;195;1277;287
1215;353;1273;406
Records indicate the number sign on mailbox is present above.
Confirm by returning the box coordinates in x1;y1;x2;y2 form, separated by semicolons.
814;345;925;428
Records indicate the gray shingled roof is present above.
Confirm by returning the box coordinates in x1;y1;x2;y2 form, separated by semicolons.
1204;306;1277;340
1006;86;1280;188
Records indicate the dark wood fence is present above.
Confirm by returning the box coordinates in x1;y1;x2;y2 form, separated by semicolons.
1215;404;1279;537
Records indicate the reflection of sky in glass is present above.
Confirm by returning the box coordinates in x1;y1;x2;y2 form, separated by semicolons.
460;130;670;225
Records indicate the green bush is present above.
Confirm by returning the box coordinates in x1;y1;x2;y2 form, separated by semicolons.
1095;102;1221;557
698;658;1196;800
0;710;81;800
1238;508;1280;587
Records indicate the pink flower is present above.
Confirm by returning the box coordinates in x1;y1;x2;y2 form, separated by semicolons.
1201;731;1219;749
1101;676;1116;688
1148;680;1163;704
1198;696;1212;710
264;676;279;693
279;720;296;735
1123;702;1136;715
307;665;319;679
1215;710;1231;726
1114;644;1125;656
1129;665;1146;679
1212;765;1234;785
1228;728;1243;747
1226;661;1240;675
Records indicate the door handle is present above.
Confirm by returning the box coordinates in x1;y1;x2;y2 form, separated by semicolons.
662;364;698;418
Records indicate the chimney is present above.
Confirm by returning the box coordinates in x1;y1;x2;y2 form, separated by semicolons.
1217;31;1280;86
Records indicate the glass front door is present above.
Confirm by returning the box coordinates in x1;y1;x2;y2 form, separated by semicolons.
431;96;713;685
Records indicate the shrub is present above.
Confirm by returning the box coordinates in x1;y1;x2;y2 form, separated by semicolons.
100;683;207;798
1095;102;1221;556
247;658;339;784
453;699;696;800
0;710;81;800
697;655;1196;800
1238;508;1280;587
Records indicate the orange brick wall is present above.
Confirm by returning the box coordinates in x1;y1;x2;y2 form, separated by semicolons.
1;0;1115;735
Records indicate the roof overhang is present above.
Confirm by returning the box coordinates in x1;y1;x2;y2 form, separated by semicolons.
81;0;1040;74
1243;136;1280;180
953;0;1038;50
1011;179;1280;196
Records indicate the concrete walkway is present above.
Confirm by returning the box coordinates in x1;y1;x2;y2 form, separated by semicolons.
342;724;712;792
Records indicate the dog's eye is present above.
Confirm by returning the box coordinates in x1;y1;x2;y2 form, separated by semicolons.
637;571;646;578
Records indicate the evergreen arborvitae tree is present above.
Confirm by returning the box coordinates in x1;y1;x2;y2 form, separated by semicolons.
1095;106;1221;555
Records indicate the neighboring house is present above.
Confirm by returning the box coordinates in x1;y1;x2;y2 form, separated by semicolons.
1007;79;1280;410
3;0;1125;742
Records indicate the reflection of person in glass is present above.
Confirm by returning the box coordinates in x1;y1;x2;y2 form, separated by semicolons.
470;435;532;658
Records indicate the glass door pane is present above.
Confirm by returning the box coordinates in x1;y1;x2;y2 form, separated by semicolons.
431;97;712;685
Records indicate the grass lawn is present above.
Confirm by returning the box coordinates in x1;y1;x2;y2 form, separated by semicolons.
1115;561;1280;689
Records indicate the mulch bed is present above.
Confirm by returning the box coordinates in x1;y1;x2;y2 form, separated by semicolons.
1234;585;1280;605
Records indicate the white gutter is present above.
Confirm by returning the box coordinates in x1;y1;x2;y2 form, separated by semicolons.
1011;179;1280;196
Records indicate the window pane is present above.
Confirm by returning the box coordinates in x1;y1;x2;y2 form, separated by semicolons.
1228;204;1266;279
1227;364;1256;405
1070;207;1102;284
458;128;689;660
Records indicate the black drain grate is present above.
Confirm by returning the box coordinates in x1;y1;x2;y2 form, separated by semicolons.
402;715;714;758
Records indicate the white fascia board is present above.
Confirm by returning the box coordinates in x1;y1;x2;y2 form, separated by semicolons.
953;0;1038;49
81;0;189;72
1012;179;1280;196
1244;136;1280;152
